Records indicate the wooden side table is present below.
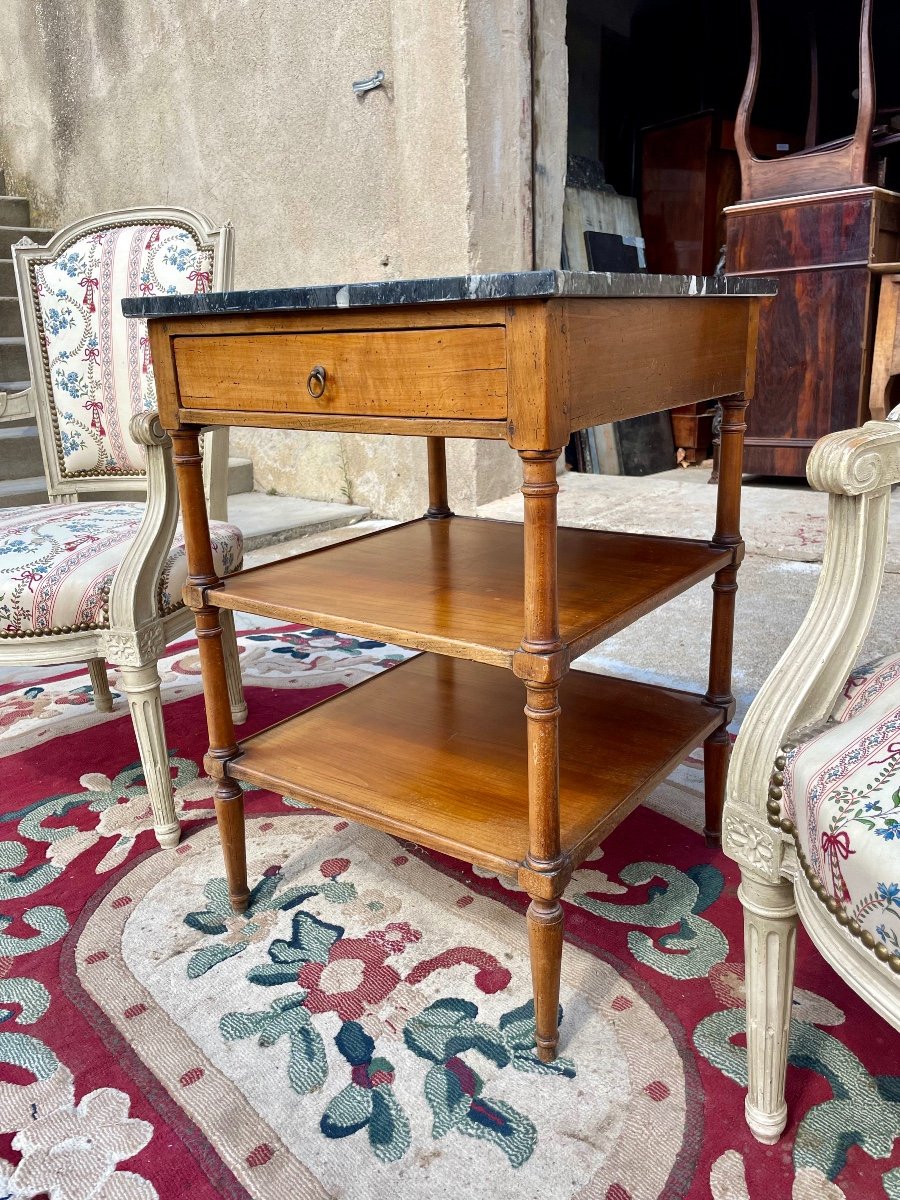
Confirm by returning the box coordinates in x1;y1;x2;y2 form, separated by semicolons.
126;270;774;1062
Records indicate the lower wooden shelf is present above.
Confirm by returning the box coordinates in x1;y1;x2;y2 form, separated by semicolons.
224;654;721;880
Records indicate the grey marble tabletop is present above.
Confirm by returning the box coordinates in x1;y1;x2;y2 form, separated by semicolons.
122;269;777;319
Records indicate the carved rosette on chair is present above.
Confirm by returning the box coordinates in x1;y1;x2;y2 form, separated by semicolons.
0;208;247;848
723;417;900;1143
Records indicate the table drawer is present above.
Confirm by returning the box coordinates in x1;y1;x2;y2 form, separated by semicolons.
172;326;508;420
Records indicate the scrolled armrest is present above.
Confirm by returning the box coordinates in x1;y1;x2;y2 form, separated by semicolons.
128;409;171;448
807;420;900;496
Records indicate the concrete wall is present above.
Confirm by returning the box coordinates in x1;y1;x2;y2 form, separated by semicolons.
0;0;534;517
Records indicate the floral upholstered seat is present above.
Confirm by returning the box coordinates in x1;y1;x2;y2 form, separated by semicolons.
0;503;242;637
782;653;900;963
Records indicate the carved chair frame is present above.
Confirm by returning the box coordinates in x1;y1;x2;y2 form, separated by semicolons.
723;416;900;1143
0;206;245;849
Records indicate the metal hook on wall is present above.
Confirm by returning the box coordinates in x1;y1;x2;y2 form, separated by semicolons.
352;70;385;95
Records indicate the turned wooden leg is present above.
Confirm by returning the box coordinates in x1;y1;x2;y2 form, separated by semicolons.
88;658;114;713
220;609;248;725
740;873;797;1144
519;448;566;1062
704;394;747;844
215;780;250;912
425;436;453;519
527;898;564;1062
703;725;732;847
119;662;179;848
172;428;247;911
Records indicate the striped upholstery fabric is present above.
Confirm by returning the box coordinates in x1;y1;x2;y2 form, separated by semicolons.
32;224;213;476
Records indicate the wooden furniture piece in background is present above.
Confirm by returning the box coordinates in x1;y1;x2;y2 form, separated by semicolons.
726;186;900;476
642;113;798;467
128;269;772;1063
642;113;740;279
642;113;743;465
735;0;876;202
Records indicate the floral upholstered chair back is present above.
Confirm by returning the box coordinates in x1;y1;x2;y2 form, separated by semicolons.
15;211;232;497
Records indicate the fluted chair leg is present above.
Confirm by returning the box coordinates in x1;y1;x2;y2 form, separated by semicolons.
88;658;114;712
120;662;180;848
740;872;798;1144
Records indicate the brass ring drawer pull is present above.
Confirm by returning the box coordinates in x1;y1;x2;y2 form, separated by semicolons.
306;365;327;399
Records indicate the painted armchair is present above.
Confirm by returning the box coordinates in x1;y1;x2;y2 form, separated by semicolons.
723;415;900;1143
0;207;246;848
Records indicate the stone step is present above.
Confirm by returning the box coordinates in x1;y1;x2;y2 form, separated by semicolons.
0;297;22;337
0;227;51;257
0;423;44;479
0;198;30;227
0;339;28;379
227;456;253;495
0;379;29;397
0;475;48;508
0;170;6;196
227;493;371;552
0;260;15;295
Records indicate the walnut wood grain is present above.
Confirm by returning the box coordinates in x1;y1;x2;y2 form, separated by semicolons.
176;409;508;439
206;516;734;671
725;191;900;475
173;326;508;420
222;654;723;881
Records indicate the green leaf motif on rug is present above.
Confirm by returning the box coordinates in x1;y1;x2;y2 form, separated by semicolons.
402;998;572;1167
320;1021;411;1163
184;872;331;979
571;860;728;978
694;1006;900;1179
0;978;50;1026
220;994;328;1095
0;1032;60;1081
0;842;60;902
0;907;68;956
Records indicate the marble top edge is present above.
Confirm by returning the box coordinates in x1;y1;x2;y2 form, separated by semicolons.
122;270;777;318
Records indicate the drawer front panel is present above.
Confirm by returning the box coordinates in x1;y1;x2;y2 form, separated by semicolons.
173;326;508;420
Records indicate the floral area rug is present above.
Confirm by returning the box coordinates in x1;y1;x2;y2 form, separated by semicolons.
1;625;899;1200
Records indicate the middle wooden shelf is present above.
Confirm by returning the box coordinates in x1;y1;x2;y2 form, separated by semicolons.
208;516;733;668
